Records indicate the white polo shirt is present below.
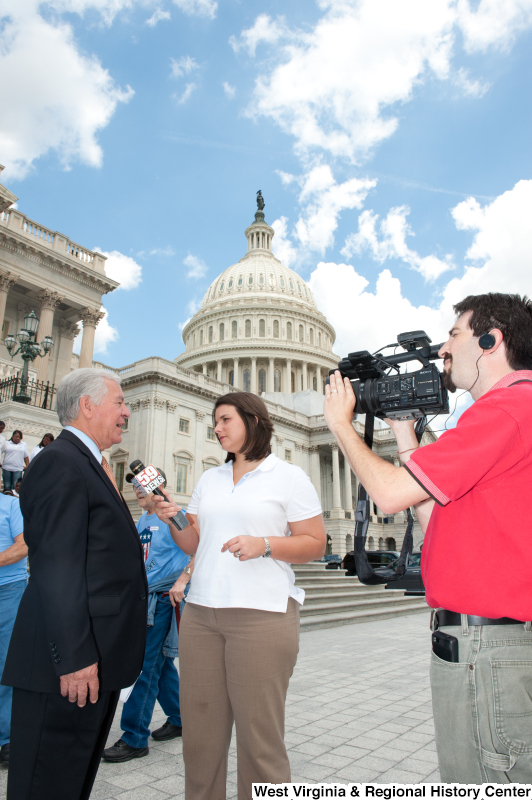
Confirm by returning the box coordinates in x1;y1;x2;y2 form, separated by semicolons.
186;453;322;613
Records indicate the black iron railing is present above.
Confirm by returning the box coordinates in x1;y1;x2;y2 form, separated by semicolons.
0;376;56;410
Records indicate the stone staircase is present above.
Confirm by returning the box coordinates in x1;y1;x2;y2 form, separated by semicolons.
294;562;428;631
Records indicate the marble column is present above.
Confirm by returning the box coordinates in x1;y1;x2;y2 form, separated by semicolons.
233;357;239;388
268;357;275;392
316;365;322;393
53;320;80;387
216;360;222;382
194;410;205;483
343;459;353;517
302;362;308;391
309;445;322;502
275;435;284;458
285;359;292;393
0;273;15;334
78;307;104;369
251;356;257;394
36;289;63;383
296;364;302;392
202;363;207;375
331;443;343;516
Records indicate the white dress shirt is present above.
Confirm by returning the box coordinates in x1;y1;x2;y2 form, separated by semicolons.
64;426;102;464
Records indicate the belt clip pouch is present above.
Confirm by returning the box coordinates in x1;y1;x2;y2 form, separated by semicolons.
432;630;459;662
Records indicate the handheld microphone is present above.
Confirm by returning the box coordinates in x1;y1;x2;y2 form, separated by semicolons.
129;460;190;531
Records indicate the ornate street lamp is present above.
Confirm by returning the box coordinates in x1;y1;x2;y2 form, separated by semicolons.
4;310;54;403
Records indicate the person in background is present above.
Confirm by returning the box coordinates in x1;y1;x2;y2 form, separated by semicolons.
2;432;28;493
29;433;55;462
0;492;27;767
103;469;194;764
0;421;6;456
153;392;326;800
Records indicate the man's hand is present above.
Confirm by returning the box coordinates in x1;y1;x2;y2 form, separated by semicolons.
324;371;357;434
384;418;419;462
168;577;188;607
60;663;99;707
221;535;266;561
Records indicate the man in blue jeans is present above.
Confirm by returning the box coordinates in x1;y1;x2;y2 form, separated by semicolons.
0;492;27;766
103;469;194;763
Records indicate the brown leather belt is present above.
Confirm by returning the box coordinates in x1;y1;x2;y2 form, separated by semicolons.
435;609;525;628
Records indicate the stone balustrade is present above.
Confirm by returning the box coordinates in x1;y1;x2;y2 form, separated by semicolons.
0;209;107;273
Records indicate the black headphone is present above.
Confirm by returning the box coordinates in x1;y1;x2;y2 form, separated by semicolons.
479;332;496;350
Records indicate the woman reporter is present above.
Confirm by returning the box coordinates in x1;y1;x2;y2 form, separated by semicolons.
154;392;325;800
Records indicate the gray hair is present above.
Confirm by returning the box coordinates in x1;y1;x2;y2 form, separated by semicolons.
57;368;122;426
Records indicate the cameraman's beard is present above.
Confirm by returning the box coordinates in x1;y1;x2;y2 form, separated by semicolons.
442;358;457;393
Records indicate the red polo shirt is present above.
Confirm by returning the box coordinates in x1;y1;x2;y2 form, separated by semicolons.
405;371;532;620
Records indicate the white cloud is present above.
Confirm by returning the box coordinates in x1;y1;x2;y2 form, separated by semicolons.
179;298;201;330
230;14;287;57
93;309;119;355
149;245;175;256
146;8;171;26
243;1;456;163
271;217;297;267
0;0;219;180
95;248;142;290
0;10;133;179
294;165;376;254
175;83;197;104
276;170;296;186
239;0;532;166
443;178;532;305
456;0;532;53
73;307;118;357
453;67;490;97
343;206;454;281
184;253;208;278
310;263;449;357
309;178;532;365
223;82;236;99
170;56;200;79
172;0;217;19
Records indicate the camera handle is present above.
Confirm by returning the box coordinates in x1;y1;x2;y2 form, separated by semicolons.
352;414;427;586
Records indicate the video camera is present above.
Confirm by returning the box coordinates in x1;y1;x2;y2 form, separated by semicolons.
329;330;449;421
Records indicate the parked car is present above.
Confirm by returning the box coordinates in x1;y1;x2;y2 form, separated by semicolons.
341;550;399;577
318;554;343;569
374;552;425;595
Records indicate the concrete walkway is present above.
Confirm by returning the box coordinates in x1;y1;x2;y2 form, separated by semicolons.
0;611;439;799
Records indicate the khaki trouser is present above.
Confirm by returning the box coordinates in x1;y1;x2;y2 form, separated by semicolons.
179;599;300;800
431;621;532;783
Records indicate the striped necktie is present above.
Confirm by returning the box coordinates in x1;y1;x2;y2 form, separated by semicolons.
101;456;121;497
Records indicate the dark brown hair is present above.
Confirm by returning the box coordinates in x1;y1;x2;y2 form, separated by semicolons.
213;392;274;462
454;293;532;370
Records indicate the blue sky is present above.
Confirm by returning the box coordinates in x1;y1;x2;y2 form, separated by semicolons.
1;0;531;375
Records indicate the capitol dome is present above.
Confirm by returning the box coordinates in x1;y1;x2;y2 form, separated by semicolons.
176;202;339;395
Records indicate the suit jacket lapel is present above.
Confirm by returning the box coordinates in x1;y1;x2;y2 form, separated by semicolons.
58;430;138;535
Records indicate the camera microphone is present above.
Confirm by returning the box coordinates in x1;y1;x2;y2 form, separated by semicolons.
129;460;190;531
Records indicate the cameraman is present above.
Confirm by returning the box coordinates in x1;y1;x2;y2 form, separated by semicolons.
324;293;532;784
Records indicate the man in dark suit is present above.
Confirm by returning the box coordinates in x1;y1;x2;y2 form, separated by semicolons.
1;368;148;800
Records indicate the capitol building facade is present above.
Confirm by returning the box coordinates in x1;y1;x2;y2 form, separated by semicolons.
0;178;429;555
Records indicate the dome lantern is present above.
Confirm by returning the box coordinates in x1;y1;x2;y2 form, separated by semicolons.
245;193;274;253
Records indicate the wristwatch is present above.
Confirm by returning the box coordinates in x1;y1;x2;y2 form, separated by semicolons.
184;566;192;576
262;537;272;558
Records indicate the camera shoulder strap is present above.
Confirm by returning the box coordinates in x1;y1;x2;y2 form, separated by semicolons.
353;413;423;586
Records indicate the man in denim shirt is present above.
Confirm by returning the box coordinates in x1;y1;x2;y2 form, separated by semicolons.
0;493;27;766
103;469;194;763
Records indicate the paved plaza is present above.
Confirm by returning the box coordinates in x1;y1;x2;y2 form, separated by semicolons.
0;611;439;799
